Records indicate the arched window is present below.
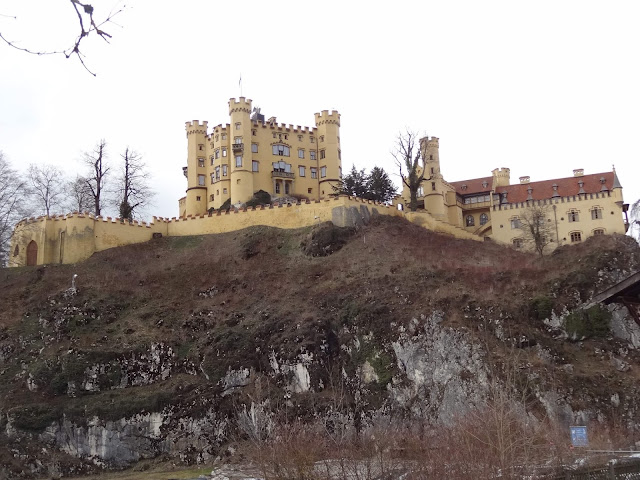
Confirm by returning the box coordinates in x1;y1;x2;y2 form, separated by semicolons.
13;244;19;257
480;213;489;226
466;215;475;226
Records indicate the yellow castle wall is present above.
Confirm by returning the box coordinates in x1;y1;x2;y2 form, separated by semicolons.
9;196;485;267
489;189;626;249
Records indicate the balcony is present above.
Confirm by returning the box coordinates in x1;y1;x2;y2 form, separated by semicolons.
232;143;244;152
272;171;295;179
182;166;188;178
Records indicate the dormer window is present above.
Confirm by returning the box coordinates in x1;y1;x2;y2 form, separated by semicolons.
461;184;467;190
482;181;488;189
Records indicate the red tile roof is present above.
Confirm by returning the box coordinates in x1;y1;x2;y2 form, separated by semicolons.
449;176;493;195
495;172;615;203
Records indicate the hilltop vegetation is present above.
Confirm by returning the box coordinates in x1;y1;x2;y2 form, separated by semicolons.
1;216;640;478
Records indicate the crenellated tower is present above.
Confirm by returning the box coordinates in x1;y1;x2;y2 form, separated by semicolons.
491;167;511;188
185;120;209;216
314;110;341;197
228;97;254;205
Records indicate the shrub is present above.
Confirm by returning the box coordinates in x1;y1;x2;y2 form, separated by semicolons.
10;404;61;432
529;296;554;321
246;190;272;208
564;305;611;340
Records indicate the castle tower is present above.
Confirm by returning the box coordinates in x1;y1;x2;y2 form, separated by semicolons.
228;97;254;205
420;136;441;179
491;168;511;188
184;120;209;216
420;136;445;217
314;110;341;197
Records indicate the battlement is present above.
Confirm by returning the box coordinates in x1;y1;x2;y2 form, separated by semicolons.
492;190;613;212
229;97;252;115
258;122;316;133
186;120;208;136
314;110;341;127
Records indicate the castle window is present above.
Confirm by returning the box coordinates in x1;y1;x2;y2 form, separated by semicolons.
223;188;228;194
298;135;303;141
273;133;277;138
235;155;243;167
210;173;215;184
430;154;433;160
198;144;204;151
310;151;316;161
591;208;602;220
320;135;324;142
275;183;280;194
252;129;256;136
417;186;424;197
217;190;219;195
210;156;215;166
593;229;605;235
285;183;290;195
466;215;475;227
222;134;227;140
338;150;341;160
570;231;582;243
196;196;201;201
308;188;312;194
431;167;434;174
299;166;306;177
320;166;327;178
222;148;227;157
215;135;219;142
272;161;292;173
198;158;205;167
320;150;326;159
298;149;305;159
311;167;317;179
431;182;436;191
310;136;315;143
251;143;258;153
215;166;220;180
272;144;290;156
480;213;489;225
210;194;214;201
222;165;228;176
235;122;241;130
512;238;523;249
198;175;205;186
252;161;259;172
510;218;521;229
568;210;579;222
13;245;18;257
482;181;488;188
215;149;220;159
284;134;288;140
339;166;342;178
234;136;243;145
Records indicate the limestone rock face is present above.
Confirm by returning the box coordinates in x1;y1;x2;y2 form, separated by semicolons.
390;312;489;425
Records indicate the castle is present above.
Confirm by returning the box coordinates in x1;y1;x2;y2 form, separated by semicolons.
7;98;630;267
396;136;629;249
180;98;342;217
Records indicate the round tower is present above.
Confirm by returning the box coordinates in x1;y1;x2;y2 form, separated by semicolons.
184;120;208;216
420;136;441;179
228;97;254;205
314;109;341;197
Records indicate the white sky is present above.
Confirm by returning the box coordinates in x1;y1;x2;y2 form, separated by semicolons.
1;0;639;219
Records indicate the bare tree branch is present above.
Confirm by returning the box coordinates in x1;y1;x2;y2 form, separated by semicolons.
0;1;125;76
0;152;32;265
392;129;430;211
82;139;109;216
115;147;154;221
28;164;67;217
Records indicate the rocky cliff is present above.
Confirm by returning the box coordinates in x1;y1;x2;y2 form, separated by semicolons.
1;217;639;478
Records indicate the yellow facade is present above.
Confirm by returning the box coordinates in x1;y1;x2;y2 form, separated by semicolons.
397;137;629;251
181;98;342;217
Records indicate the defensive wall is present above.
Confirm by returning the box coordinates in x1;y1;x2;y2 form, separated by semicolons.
10;196;483;267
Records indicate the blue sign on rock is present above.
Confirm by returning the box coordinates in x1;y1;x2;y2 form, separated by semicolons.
570;426;588;447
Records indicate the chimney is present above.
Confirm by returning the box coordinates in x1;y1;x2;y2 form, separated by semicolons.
573;168;584;177
519;176;530;184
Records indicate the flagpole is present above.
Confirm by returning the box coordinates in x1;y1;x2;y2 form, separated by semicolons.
239;74;243;97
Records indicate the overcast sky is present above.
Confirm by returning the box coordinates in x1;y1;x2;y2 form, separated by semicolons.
1;0;639;220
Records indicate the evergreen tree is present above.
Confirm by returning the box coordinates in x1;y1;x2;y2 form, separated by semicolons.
365;166;396;203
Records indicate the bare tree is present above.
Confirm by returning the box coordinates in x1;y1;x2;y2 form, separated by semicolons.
27;164;66;217
0;1;126;76
66;175;93;213
392;130;429;212
0;152;32;265
629;198;640;243
82;139;109;217
517;204;556;257
114;147;154;221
